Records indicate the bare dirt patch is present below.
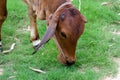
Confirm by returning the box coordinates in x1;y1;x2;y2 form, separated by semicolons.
16;25;30;34
103;58;120;80
93;66;100;72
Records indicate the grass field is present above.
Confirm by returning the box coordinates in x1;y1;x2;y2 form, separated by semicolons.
0;0;120;80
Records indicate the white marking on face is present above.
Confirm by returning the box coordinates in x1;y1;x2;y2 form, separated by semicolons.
32;39;41;46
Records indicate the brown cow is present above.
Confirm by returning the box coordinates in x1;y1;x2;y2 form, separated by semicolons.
0;0;7;52
0;0;86;65
24;0;86;66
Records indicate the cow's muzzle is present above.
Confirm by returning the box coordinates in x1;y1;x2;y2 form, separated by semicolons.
58;53;76;66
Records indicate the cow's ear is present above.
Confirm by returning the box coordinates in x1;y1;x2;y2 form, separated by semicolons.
81;14;87;23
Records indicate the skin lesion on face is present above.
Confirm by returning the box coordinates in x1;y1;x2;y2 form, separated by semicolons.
60;12;65;21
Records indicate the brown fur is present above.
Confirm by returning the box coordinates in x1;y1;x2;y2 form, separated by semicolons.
23;0;86;65
0;0;7;51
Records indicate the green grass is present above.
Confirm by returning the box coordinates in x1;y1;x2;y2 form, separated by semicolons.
0;0;120;80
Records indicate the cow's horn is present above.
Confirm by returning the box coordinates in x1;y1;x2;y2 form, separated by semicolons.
32;16;59;54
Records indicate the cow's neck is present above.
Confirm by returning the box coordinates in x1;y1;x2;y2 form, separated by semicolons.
36;0;71;20
46;0;71;15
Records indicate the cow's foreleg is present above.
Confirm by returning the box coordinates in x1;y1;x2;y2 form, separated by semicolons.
0;0;7;52
28;7;40;48
0;16;7;52
0;19;4;52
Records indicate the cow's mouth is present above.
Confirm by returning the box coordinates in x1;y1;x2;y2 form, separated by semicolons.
57;53;75;66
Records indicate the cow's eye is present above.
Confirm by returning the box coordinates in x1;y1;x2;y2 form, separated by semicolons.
60;32;67;39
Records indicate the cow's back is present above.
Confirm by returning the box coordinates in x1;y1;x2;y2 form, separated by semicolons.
23;0;70;20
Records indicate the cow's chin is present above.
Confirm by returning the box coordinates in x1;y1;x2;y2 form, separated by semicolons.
57;53;75;66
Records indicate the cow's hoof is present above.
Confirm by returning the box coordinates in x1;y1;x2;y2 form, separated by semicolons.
32;39;44;50
33;45;39;50
32;40;41;47
33;44;43;50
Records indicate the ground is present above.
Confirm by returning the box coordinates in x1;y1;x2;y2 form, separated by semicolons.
0;0;120;80
104;58;120;80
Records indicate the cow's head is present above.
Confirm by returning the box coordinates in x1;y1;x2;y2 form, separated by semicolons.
33;7;86;66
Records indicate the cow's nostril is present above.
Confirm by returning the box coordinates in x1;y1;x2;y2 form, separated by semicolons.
66;60;75;66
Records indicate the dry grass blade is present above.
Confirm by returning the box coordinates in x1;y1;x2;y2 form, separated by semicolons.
8;76;16;79
29;67;46;74
118;13;120;16
3;43;16;54
79;0;81;11
112;21;120;25
101;2;113;6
